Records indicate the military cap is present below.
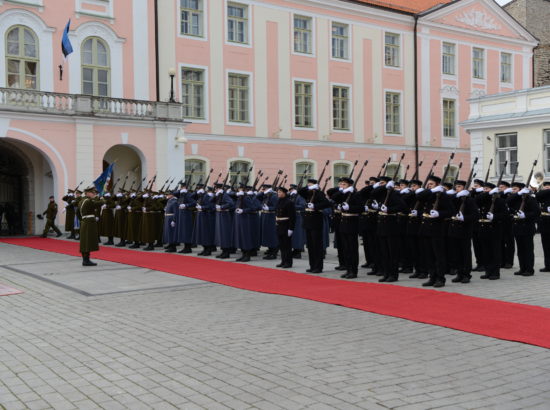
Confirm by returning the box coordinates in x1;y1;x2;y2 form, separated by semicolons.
49;195;54;199
443;182;453;190
195;183;205;188
428;175;442;184
484;182;496;189
75;189;83;194
454;180;467;187
307;178;318;184
214;183;223;188
339;177;354;185
512;182;525;189
379;176;392;182
289;184;298;189
398;179;409;185
369;176;380;182
409;179;423;186
67;189;74;193
277;187;288;194
84;186;97;193
543;181;550;187
473;178;485;185
499;181;511;187
261;183;271;188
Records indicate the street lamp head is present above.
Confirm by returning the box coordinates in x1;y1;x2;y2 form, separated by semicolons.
168;67;176;77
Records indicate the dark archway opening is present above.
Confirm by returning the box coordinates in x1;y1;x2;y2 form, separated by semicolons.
0;143;28;235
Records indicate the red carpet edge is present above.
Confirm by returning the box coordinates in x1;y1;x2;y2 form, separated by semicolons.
2;237;549;350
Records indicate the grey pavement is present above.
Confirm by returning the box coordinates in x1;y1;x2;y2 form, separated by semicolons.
1;236;550;410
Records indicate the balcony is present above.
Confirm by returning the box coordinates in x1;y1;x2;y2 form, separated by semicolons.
0;88;184;123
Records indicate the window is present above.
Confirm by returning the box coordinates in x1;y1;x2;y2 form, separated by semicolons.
182;68;205;119
501;52;512;83
442;164;459;184
384;33;400;67
385;163;403;179
229;160;251;185
545;130;550;174
294;15;312;54
443;99;456;138
185;159;206;186
332;86;350;130
331;22;348;59
333;163;350;186
82;37;110;97
228;73;249;123
385;92;401;134
295;161;314;184
442;42;455;75
227;3;248;44
180;0;203;37
6;26;39;90
496;133;517;175
295;81;313;128
473;47;484;79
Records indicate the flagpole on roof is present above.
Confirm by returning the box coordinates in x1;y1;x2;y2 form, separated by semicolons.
60;19;73;81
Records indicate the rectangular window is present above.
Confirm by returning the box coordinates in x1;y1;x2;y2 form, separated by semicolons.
545;130;550;174
473;47;485;79
333;163;350;186
294;16;312;54
228;73;249;123
332;86;350;130
385;92;401;134
501;52;512;83
296;162;314;184
331;22;349;59
180;0;203;37
496;133;518;175
443;99;456;138
442;42;456;75
227;3;248;44
295;81;313;128
384;33;400;67
182;67;205;119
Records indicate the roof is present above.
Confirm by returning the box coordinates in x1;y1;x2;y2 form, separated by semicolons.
354;0;455;14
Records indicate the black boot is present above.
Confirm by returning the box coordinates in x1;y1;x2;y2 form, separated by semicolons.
105;237;114;245
165;245;177;253
143;243;155;251
116;240;126;247
82;255;97;267
179;244;193;254
129;242;141;249
239;252;251;262
154;240;163;247
217;251;230;259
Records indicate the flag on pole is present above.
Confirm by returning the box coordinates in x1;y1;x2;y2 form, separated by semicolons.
61;19;73;58
94;163;115;195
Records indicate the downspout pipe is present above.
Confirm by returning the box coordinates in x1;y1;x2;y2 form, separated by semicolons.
413;14;419;176
154;0;160;102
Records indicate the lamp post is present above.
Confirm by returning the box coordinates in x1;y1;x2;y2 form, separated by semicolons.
168;67;176;103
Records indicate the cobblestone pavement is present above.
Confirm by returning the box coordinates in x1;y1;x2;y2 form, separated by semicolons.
1;238;550;410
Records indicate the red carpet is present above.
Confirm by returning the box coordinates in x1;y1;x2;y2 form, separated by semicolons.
0;283;23;296
2;237;550;349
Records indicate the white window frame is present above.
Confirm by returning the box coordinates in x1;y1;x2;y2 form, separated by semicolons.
225;0;252;48
472;47;486;82
178;0;208;41
331;82;352;133
227;157;254;186
383;31;402;70
442;98;457;139
292;78;316;131
226;69;254;127
500;51;513;85
291;13;315;58
179;62;209;124
495;132;518;177
184;157;209;186
330;21;351;62
384;89;403;136
293;159;317;185
442;41;456;77
332;161;352;186
544;129;550;175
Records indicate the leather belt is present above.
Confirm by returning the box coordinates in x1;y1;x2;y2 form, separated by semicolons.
334;210;342;214
276;217;290;221
342;213;359;217
165;213;175;216
216;209;229;212
262;211;275;214
82;215;95;219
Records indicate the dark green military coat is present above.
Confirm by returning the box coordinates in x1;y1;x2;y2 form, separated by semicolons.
114;194;129;239
99;195;116;237
79;197;99;253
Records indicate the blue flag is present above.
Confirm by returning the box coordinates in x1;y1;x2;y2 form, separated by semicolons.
94;163;115;195
61;19;73;58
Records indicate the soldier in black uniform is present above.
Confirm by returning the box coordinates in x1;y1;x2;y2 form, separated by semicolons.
448;180;479;283
507;182;541;276
398;179;414;273
416;175;456;287
471;178;485;271
498;180;515;269
298;179;330;273
407;179;428;279
275;187;296;269
536;182;550;272
358;177;378;271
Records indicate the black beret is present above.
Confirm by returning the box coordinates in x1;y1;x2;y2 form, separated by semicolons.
339;177;354;185
512;182;525;189
473;179;484;185
484;182;496;189
409;179;422;186
428;175;441;184
499;181;510;187
307;178;318;184
454;180;467;187
379;176;392;182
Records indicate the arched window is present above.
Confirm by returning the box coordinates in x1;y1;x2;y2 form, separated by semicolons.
385;162;404;180
229;160;251;186
333;162;350;186
6;26;39;90
295;161;315;185
185;158;206;186
81;37;110;96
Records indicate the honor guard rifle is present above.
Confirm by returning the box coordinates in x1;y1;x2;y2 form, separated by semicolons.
120;173;130;192
74;180;84;192
230;171;241;190
137;176;147;191
453;162;463;184
203;168;214;188
457;157;478;216
484;160;508;220
430;152;455;214
321;176;332;192
422;159;438;188
271;170;284;190
110;177;121;194
378;157;391;178
185;167;195;187
353;160;368;188
410;160;423;181
511;162;519;185
517;158;538;217
297;164;311;189
383;154;405;207
483;159;493;186
348;160;359;179
318;160;330;183
403;164;410;181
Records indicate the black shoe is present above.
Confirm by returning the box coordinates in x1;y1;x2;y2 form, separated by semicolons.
263;255;277;260
417;273;428;279
309;269;322;274
250;250;257;257
239;255;251;262
41;234;47;238
56;232;63;238
292;253;302;259
488;275;500;280
154;241;163;247
82;259;97;267
399;268;413;274
67;234;75;239
202;250;211;256
367;270;378;276
143;244;155;251
480;274;490;279
409;272;420;279
451;276;463;283
385;277;398;283
513;271;523;276
165;247;177;253
178;248;192;254
433;281;445;288
473;265;484;272
360;263;369;268
104;239;114;245
280;264;292;269
276;263;284;267
540;267;550;272
378;277;388;283
340;272;350;278
520;271;534;276
345;273;357;278
115;241;126;247
422;280;435;287
461;277;471;283
129;243;140;249
306;269;313;273
334;266;347;271
218;252;230;259
503;264;513;269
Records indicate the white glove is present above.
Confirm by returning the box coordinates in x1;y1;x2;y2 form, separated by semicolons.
307;203;314;209
400;188;410;194
262;204;269;211
410;209;418;217
179;204;186;209
364;205;369;212
447;189;456;195
456;212;464;221
371;200;379;210
95;217;99;222
519;188;531;195
180;189;188;193
288;230;293;237
343;186;354;194
415;188;425;194
339;187;344;192
431;186;445;193
342;202;350;211
142;193;149;198
235;208;243;214
517;210;526;219
487;212;494;221
197;189;205;194
373;182;380;189
170;221;176;228
142;207;147;212
127;206;132;211
236;191;244;196
386;181;395;189
504;188;513;194
456;190;469;198
216;205;221;211
547;206;550;213
489;188;499;195
381;204;388;213
337;204;342;211
430;210;439;218
101;204;107;210
476;187;484;193
116;193;123;198
196;204;202;210
308;184;319;190
116;205;122;210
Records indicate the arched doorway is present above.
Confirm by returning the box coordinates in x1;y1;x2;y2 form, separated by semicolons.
0;139;55;235
103;145;144;192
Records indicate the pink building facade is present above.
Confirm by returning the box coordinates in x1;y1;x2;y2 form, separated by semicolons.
0;0;537;234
